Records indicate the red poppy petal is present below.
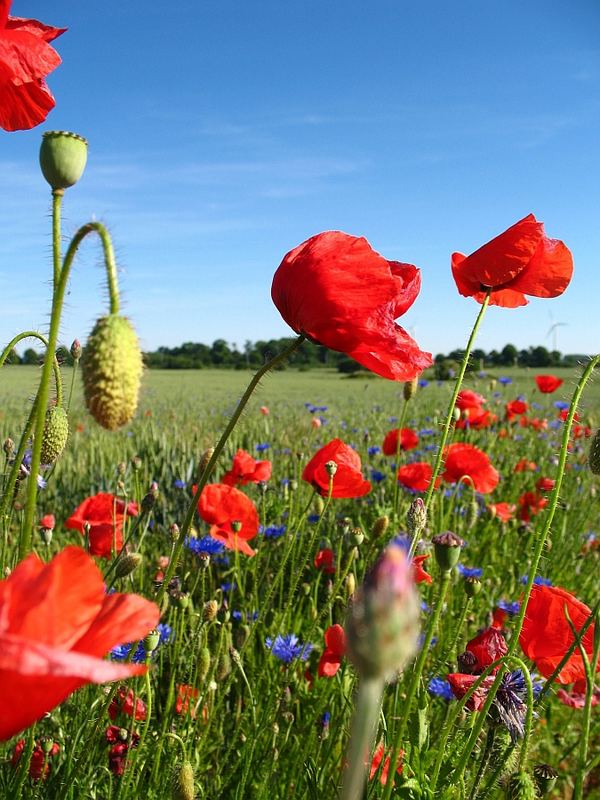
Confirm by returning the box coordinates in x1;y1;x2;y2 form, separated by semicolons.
318;652;341;678
508;236;573;299
0;75;55;131
5;17;67;44
324;624;346;654
0;28;61;83
73;592;160;658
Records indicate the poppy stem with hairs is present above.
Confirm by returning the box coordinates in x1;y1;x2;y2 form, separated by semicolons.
409;291;492;559
156;335;306;606
391;398;409;522
20;211;122;559
571;607;600;800
450;354;600;785
339;676;385;800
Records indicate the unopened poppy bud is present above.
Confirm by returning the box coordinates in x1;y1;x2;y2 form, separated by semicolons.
131;455;142;471
272;721;280;735
203;600;219;622
403;376;419;401
345;573;356;598
115;553;143;579
314;497;325;515
198;646;211;681
231;520;242;533
505;772;537;800
452;406;461;422
350;527;364;546
407;498;427;537
169;523;181;541
588;429;600;475
141;489;158;514
216;652;231;681
70;339;82;361
371;515;390;539
464;576;481;597
234;624;250;649
116;461;127;476
144;628;161;653
324;460;338;478
431;531;464;572
39;131;88;191
301;582;312;596
345;544;420;681
457;650;478;673
197;552;210;570
39;737;55;755
41;405;69;464
3;437;14;457
197;447;215;478
173;760;195;800
465;497;479;530
533;764;558;796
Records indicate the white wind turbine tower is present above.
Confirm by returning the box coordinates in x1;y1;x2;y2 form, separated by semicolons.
546;312;567;353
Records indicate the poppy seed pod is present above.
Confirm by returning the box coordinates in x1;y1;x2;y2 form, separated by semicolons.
432;531;465;572
81;315;143;430
345;544;420;682
533;764;558;796
40;405;69;464
39;131;88;191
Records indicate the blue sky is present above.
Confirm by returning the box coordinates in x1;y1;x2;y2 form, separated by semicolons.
2;0;599;358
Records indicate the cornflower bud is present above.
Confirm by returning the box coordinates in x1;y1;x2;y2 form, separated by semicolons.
345;544;420;681
114;553;143;579
70;339;82;361
371;515;390;539
406;498;427;537
431;531;464;572
403;376;419;401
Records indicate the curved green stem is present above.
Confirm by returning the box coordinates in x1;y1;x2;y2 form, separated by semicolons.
0;331;63;404
340;677;385;800
382;570;452;800
156;335;306;606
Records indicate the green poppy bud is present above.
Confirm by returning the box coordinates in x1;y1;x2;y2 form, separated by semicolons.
39;131;88;192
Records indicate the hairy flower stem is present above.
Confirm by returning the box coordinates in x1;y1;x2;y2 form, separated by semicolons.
156;335;306;606
382;570;452;800
340;677;385;800
391;398;408;521
572;608;600;800
451;354;600;784
467;726;496;800
21;216;122;558
410;292;491;559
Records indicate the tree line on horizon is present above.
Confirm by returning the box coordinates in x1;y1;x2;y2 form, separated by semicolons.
5;339;588;374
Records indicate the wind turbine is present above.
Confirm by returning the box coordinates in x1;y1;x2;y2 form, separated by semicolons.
546;312;567;353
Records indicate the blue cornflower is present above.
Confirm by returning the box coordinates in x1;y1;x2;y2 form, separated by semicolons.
457;564;483;579
531;402;543;411
262;524;286;539
554;400;569;410
265;634;313;663
173;478;186;489
428;677;455;701
498;376;512;385
495;670;528;741
498;599;520;615
418;379;429;388
157;623;173;644
232;610;258;622
111;622;172;664
322;711;331;726
307;513;320;523
370;469;386;484
221;581;237;593
520;574;552;587
421;600;430;613
256;443;270;452
185;536;225;556
368;446;381;456
419;428;435;437
388;416;398;423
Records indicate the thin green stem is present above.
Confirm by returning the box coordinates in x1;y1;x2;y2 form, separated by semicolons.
339;677;385;800
391;398;409;521
52;190;62;285
572;608;599;800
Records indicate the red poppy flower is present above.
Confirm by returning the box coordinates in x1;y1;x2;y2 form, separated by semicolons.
536;477;555;493
314;548;336;574
11;738;59;781
105;726;139;776
302;439;371;498
175;684;199;717
456;389;486;411
221;449;272;486
514;458;537;473
412;554;432;584
535;375;563;394
382;428;419;455
108;687;147;721
442;443;499;494
0;546;159;741
65;493;139;559
197;483;259;556
451;214;574;308
559;407;579;422
39;513;55;530
0;4;66;131
446;673;495;711
455;408;497;430
519;586;598;684
488;502;516;522
466;623;508;672
318;624;346;677
271;231;432;381
397;462;438;493
518;491;548;523
556;681;600;709
505;400;528;420
369;741;404;785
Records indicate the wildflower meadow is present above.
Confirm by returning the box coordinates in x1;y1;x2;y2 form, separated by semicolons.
1;2;598;799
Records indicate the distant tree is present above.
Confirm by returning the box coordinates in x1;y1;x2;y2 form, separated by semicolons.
336;357;363;374
529;346;552;367
4;348;20;365
500;344;518;366
21;348;39;365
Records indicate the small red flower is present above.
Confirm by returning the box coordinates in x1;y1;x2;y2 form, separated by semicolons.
369;741;404;785
0;3;66;131
105;726;140;776
271;231;433;380
318;624;346;678
314;548;336;574
0;546;159;741
108;687;147;721
536;477;555;493
11;738;59;781
535;375;563;394
175;684;199;717
556;680;600;709
65;493;139;559
442;443;499;494
302;439;371;498
519;586;598;684
39;513;55;530
260;406;270;415
514;458;537;473
456;408;496;430
455;389;486;411
197;484;259;556
488;502;516;522
412;554;432;584
221;449;272;487
506;399;528;419
397;462;438;492
451;214;573;308
518;491;548;523
382;428;419;455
